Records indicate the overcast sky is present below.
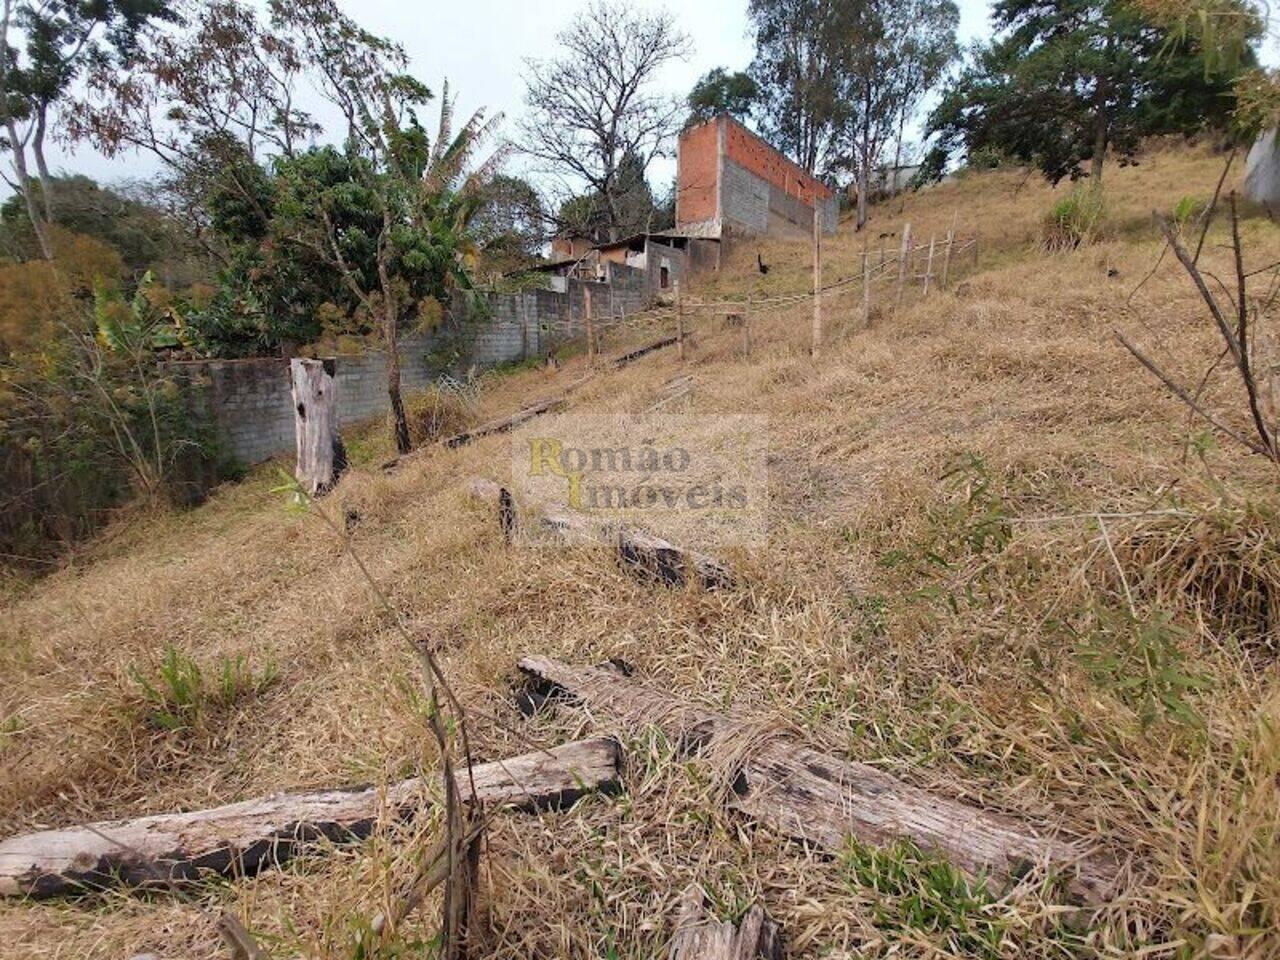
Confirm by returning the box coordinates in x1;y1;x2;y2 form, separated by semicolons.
44;0;996;191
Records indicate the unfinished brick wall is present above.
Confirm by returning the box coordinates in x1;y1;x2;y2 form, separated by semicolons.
677;116;837;238
724;121;831;207
677;119;721;228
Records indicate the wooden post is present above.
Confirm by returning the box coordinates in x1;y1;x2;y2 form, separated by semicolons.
923;236;936;296
862;246;872;326
811;204;822;357
895;222;913;310
291;358;346;497
584;285;596;366
941;229;955;289
676;282;686;361
742;296;752;356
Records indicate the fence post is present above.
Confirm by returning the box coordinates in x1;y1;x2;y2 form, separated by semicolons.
584;285;596;366
862;247;872;326
743;295;753;356
895;222;913;310
676;282;685;361
812;204;823;357
923;236;936;297
941;229;955;289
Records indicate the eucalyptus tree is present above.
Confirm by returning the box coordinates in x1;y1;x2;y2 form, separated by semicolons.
0;0;174;259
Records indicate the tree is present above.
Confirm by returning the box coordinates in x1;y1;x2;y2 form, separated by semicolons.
79;0;500;453
925;0;1244;185
471;174;545;275
836;0;958;229
260;5;500;455
519;0;689;242
687;68;760;127
886;0;959;173
747;0;853;173
0;174;203;278
73;0;320;264
0;0;175;260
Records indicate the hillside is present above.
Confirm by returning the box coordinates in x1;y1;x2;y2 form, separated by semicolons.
3;143;1279;959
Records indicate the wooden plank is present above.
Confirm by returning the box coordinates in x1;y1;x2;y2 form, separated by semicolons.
517;657;1121;907
669;885;783;960
0;738;620;898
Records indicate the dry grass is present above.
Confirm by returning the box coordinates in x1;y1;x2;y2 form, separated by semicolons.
3;142;1280;959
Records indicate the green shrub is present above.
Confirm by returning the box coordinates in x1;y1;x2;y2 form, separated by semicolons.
129;644;278;730
1042;185;1106;251
1075;609;1212;730
0;277;239;568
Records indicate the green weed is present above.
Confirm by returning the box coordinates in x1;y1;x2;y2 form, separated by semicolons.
1075;609;1213;730
880;453;1012;609
129;643;278;730
840;838;1007;957
1042;185;1106;251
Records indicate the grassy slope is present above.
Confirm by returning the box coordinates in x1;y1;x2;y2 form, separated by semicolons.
3;143;1279;959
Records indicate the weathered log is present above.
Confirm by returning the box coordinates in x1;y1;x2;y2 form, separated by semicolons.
291;358;347;495
670;885;783;960
442;394;565;449
466;478;732;589
0;738;620;898
611;336;678;368
517;657;1121;906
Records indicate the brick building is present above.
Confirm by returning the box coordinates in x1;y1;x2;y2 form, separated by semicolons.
677;115;838;240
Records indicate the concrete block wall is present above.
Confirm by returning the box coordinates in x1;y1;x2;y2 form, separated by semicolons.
721;156;838;239
187;258;677;465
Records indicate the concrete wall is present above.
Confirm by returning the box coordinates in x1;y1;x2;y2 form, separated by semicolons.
720;156;838;239
178;258;685;465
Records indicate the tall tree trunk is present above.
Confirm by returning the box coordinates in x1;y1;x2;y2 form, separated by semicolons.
386;310;410;455
1091;111;1107;184
376;218;411;455
33;106;53;224
856;163;869;233
6;123;53;260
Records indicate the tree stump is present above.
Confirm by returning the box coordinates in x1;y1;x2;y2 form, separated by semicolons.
669;885;783;959
291;358;346;496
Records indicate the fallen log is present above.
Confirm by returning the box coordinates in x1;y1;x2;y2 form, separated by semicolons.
611;336;678;369
670;885;783;960
0;738;620;899
467;478;733;589
442;394;566;449
517;657;1121;907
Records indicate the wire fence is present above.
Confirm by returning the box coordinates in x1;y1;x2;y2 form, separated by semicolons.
578;225;981;363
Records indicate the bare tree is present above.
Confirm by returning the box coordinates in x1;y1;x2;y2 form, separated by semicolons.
1118;194;1280;467
518;0;689;242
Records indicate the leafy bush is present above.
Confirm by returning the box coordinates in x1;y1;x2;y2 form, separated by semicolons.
1075;609;1212;730
1042;185;1106;251
0;277;239;567
129;644;278;730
